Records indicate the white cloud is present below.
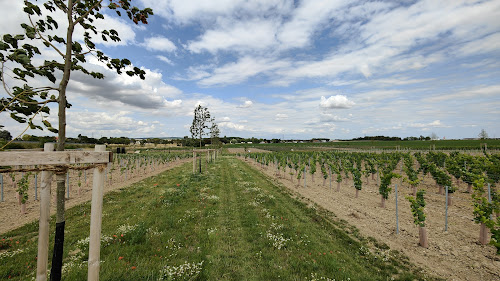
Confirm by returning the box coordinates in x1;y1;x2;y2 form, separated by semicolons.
277;0;349;49
219;121;245;131
187;19;279;53
141;36;177;52
408;120;449;128
238;100;253;108
319;95;355;109
156;55;175;65
275;113;288;120
198;57;290;86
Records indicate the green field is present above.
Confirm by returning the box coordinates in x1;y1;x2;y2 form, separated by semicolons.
226;139;500;151
0;156;433;280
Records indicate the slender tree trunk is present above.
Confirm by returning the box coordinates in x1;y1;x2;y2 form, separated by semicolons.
51;4;75;279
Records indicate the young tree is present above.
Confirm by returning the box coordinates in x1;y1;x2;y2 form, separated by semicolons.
210;121;220;147
190;105;211;148
478;129;489;139
190;105;211;173
0;1;153;279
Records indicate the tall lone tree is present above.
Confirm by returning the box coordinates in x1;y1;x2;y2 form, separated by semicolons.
0;1;153;279
190;105;212;173
478;129;488;139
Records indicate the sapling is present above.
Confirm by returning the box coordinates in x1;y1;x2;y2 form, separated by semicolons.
352;168;362;198
17;172;31;214
407;190;428;248
77;170;82;196
471;178;496;246
321;165;328;186
379;171;401;208
336;170;342;192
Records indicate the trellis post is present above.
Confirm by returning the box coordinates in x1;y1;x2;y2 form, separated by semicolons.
36;143;55;281
193;151;196;174
88;145;107;281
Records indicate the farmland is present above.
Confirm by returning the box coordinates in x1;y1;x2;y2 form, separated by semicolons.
1;144;499;280
1;154;432;280
226;139;500;151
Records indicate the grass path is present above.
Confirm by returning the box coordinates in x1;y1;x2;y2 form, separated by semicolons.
0;156;430;280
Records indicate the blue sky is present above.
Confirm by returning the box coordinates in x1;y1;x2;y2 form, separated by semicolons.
1;0;499;140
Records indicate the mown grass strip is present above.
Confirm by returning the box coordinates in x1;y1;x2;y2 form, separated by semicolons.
0;156;432;280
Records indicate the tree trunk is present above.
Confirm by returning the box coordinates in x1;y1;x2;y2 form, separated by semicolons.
467;183;472;193
479;223;488;245
20;202;26;214
355;189;359;198
419;226;428;248
447;193;453;206
337;182;340;192
438;184;443;195
380;196;386;208
323;177;326;186
51;175;66;281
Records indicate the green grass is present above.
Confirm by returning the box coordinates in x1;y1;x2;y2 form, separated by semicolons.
0;156;434;280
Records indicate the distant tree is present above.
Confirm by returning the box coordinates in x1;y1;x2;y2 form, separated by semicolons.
0;125;12;141
210;121;220;147
190;105;211;148
478;129;489;139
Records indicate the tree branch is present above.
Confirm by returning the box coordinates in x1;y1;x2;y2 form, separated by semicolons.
28;15;65;58
74;0;104;25
0;100;50;150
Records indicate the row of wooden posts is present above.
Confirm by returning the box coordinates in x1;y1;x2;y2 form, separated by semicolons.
192;149;219;174
1;146;220;280
0;144;111;281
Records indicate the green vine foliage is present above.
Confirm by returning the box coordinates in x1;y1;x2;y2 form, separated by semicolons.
379;171;400;199
352;168;362;191
407;190;426;227
472;178;500;254
471;178;495;225
17;172;31;204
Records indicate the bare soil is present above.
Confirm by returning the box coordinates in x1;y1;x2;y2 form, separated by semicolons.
243;157;500;281
0;158;190;235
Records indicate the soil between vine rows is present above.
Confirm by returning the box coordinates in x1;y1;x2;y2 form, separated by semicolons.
241;154;500;281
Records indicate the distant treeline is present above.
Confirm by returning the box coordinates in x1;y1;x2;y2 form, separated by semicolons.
350;136;432;141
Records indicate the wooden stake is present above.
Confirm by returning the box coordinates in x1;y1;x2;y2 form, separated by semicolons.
88;145;106;281
36;143;55;281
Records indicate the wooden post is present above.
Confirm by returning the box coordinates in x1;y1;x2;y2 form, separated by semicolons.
193;151;196;174
66;171;70;199
34;173;38;201
1;174;3;202
88;145;107;281
36;143;55;281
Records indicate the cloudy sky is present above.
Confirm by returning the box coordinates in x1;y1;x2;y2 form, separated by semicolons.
1;0;499;140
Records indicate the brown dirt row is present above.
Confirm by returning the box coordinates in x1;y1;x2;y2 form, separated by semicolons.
0;158;190;235
242;157;500;281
